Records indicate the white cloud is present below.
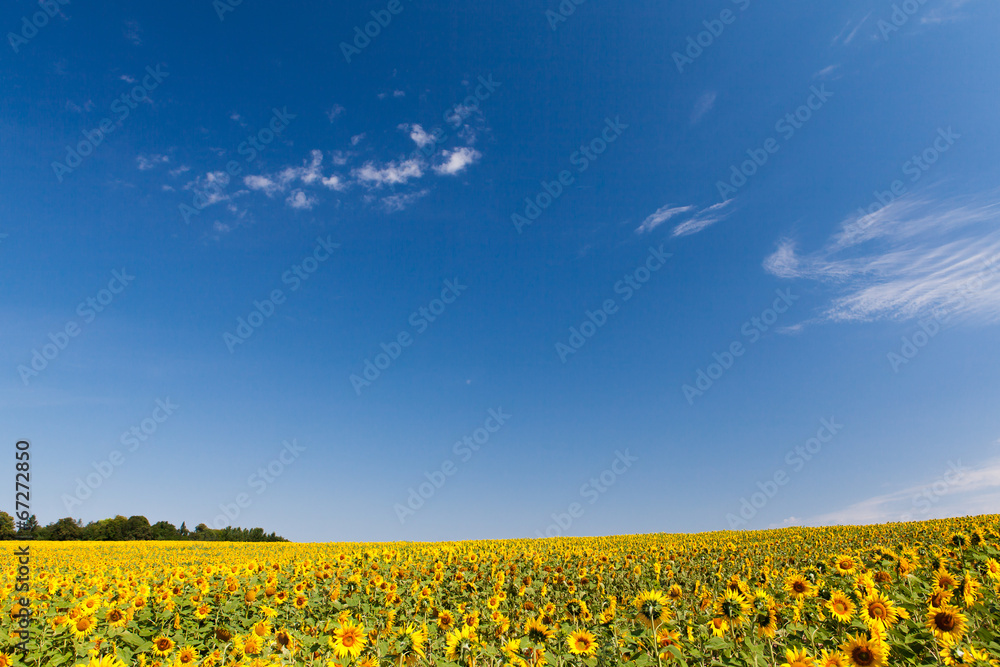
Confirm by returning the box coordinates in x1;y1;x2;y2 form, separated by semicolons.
326;105;344;122
182;171;232;208
432;147;481;176
381;189;429;213
350;134;366;147
671;200;735;238
400;124;435;149
136;154;169;170
120;75;136;84
286;189;317;210
814;64;840;79
321;175;346;191
168;165;191;178
763;192;1000;323
244;175;281;196
690;92;717;125
393;90;406;98
635;201;735;237
636;205;696;234
352;158;424;187
807;458;1000;526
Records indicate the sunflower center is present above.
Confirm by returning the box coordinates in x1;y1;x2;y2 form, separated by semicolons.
852;648;874;666
935;612;957;631
793;582;806;593
869;603;887;618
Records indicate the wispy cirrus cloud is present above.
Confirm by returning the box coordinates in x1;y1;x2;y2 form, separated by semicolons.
805;458;1000;527
764;192;1000;323
636;200;735;237
635;204;695;234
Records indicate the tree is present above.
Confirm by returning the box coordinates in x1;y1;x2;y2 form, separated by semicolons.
0;511;15;539
151;521;178;540
48;517;82;541
124;515;152;540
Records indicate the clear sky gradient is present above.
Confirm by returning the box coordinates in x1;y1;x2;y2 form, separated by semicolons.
2;0;1000;542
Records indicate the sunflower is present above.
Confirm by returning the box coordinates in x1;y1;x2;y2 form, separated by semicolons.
934;569;958;592
77;657;127;667
565;598;589;620
329;620;367;660
242;634;261;655
840;634;886;667
707;617;729;637
151;636;175;658
668;584;683;600
567;630;597;656
834;556;858;576
859;593;899;631
715;589;751;626
525;616;553;643
176;646;198;665
985;558;1000;582
445;625;477;662
785;574;814;599
827;590;855;623
437;610;455;631
820;650;849;667
925;605;968;643
781;648;816;667
0;654;12;667
71;615;98;640
104;607;129;629
251;621;270;637
755;606;778;639
634;589;670;627
398;623;427;658
957;573;981;608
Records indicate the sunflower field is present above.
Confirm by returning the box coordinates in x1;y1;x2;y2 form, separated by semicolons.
2;515;999;667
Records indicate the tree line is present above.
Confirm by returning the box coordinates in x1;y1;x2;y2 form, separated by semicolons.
0;512;287;542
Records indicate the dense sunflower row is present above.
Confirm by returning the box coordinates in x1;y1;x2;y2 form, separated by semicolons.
2;515;999;667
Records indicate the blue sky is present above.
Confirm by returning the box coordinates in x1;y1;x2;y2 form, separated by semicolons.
3;0;1000;543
